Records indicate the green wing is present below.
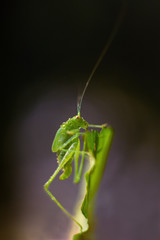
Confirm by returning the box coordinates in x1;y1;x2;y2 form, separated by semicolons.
72;127;114;240
52;127;67;152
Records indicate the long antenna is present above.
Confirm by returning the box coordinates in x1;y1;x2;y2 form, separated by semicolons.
77;1;127;115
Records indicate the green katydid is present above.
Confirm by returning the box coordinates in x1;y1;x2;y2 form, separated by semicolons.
44;4;126;238
44;102;113;235
44;61;113;237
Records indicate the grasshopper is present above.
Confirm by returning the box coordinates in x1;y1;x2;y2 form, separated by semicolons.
43;5;125;234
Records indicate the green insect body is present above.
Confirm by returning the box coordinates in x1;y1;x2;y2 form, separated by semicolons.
43;9;122;235
44;112;112;235
43;65;114;238
52;115;88;181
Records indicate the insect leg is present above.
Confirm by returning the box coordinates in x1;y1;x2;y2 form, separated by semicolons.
61;148;88;155
44;142;83;232
74;138;80;183
74;135;87;183
58;132;84;151
88;123;109;128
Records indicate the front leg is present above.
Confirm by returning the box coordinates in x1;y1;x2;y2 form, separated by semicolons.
44;141;83;231
74;135;87;183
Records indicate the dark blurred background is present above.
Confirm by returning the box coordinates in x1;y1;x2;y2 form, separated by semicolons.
1;0;160;240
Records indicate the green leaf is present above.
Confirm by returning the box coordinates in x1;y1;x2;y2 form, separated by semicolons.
71;127;114;240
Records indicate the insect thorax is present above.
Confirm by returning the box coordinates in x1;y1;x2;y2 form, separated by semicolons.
61;115;88;131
